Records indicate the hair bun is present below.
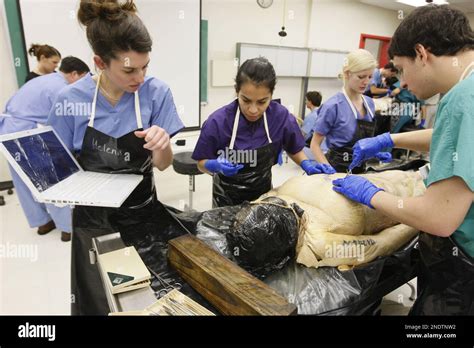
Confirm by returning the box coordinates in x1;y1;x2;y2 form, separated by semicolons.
28;44;40;56
78;0;137;26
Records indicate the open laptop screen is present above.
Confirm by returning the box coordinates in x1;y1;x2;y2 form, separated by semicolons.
3;130;80;192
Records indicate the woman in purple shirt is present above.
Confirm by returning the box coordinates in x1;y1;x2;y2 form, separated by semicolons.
192;57;329;207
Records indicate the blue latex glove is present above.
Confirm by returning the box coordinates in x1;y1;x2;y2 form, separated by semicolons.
418;119;426;129
332;176;384;209
374;152;392;163
277;150;284;166
205;159;244;177
350;132;394;171
301;160;336;175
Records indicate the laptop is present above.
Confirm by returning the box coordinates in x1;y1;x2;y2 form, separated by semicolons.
0;126;143;208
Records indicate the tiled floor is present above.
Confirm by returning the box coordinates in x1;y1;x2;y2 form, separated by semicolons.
0;150;415;315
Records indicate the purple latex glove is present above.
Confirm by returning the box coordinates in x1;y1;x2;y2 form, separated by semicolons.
332;175;384;209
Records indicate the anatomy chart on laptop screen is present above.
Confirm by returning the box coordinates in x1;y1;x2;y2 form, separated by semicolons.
3;131;79;192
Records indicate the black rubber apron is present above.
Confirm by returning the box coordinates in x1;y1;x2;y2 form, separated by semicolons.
410;63;474;315
71;73;156;315
326;90;375;174
212;104;278;208
409;234;474;315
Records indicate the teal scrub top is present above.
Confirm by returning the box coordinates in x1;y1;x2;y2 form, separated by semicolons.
427;72;474;257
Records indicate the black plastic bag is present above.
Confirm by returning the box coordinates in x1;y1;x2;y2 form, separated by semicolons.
227;197;303;278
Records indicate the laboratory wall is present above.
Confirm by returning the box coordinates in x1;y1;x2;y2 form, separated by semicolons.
201;0;402;122
201;0;311;120
0;2;17;182
0;2;17;111
469;13;474;27
306;0;401;103
2;0;473;130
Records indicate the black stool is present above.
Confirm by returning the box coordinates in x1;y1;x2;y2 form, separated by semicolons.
172;152;203;211
0;181;14;206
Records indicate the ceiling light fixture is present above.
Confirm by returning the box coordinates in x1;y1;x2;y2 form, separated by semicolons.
396;0;449;7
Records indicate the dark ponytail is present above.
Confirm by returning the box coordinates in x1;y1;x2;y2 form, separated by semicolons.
28;44;61;61
77;0;152;64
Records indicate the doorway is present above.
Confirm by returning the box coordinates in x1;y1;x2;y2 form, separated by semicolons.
359;34;392;67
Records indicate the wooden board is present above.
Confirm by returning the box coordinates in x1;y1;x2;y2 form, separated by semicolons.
168;235;297;316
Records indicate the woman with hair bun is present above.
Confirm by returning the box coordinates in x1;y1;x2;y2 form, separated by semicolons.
48;0;184;315
26;43;61;82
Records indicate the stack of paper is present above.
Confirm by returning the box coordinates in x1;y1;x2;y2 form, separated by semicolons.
108;290;215;316
97;246;151;295
145;290;215;316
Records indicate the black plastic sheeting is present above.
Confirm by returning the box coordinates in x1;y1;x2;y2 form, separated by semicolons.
117;201;218;314
120;201;419;315
226;197;302;278
265;237;419;315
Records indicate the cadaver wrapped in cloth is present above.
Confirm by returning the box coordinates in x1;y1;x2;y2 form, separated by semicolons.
235;170;426;269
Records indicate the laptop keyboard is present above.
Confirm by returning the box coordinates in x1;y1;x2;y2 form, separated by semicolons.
54;172;113;201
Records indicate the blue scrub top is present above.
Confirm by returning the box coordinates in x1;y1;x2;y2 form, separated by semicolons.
1;73;69;134
312;92;375;149
47;74;184;152
364;68;383;93
302;107;328;152
301;108;318;141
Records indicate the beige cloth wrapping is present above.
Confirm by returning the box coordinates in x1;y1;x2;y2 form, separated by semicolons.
261;170;426;268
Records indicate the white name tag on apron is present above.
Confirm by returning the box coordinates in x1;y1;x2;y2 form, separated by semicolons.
419;163;431;180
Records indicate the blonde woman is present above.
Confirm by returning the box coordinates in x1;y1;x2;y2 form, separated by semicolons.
310;49;390;173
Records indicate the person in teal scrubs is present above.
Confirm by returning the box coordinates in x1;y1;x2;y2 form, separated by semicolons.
389;80;426;133
331;4;474;315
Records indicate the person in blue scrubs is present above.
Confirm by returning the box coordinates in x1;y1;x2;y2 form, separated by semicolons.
48;0;184;315
310;49;390;174
192;57;330;207
301;91;321;143
301;91;327;160
364;62;398;98
333;4;474;315
1;57;90;241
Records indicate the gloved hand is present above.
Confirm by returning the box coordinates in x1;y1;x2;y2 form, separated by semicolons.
332;176;384;209
301;160;336;175
277;150;284;166
418;119;426;129
374;152;392;163
205;158;244;177
350;132;394;171
385;88;393;97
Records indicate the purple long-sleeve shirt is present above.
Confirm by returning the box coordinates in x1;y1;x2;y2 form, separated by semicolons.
192;99;305;160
